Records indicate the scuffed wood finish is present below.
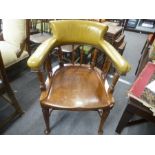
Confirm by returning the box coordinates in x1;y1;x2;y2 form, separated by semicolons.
91;48;98;69
80;46;84;65
108;72;120;93
72;45;75;65
45;54;52;78
57;46;64;67
42;108;50;134
34;43;123;134
37;70;46;91
98;109;110;134
42;65;113;110
102;56;112;78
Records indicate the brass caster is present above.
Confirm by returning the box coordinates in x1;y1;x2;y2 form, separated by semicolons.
44;129;50;135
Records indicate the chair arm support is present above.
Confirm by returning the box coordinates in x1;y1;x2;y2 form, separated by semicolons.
99;40;131;75
27;37;57;70
16;39;27;58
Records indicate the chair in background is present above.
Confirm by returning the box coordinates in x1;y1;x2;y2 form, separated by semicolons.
28;20;130;134
0;19;30;69
30;19;52;51
135;33;155;77
116;62;155;134
116;40;155;134
0;52;23;131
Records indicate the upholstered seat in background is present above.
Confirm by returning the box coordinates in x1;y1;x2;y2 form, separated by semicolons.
0;19;29;68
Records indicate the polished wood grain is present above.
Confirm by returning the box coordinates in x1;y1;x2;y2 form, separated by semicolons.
27;20;131;134
71;45;75;65
37;71;46;91
80;46;84;65
32;38;124;135
58;46;64;67
35;45;121;134
98;109;110;134
102;56;112;78
41;65;113;110
91;48;98;69
108;72;120;93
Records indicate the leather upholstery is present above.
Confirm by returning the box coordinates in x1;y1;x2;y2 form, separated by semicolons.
28;20;131;75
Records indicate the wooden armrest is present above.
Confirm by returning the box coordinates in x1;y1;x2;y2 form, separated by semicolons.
27;37;57;70
100;40;131;75
0;32;4;41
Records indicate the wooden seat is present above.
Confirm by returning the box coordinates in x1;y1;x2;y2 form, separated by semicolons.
41;65;113;109
27;20;130;134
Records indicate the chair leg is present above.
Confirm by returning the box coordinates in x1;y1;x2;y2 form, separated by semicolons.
42;108;50;134
115;104;134;134
5;85;23;115
98;109;110;135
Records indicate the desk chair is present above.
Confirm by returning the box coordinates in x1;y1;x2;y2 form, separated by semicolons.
28;20;130;134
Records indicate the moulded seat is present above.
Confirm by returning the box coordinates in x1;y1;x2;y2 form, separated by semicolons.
41;65;113;109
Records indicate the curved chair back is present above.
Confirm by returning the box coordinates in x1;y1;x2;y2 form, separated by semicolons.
50;20;108;47
28;20;130;75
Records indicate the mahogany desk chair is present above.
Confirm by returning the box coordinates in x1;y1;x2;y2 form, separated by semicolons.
28;20;130;134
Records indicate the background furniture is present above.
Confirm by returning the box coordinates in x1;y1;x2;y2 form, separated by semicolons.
116;62;155;134
125;19;155;34
0;52;23;132
0;19;30;68
149;39;155;61
29;19;52;51
102;21;126;55
28;20;130;134
135;33;155;77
